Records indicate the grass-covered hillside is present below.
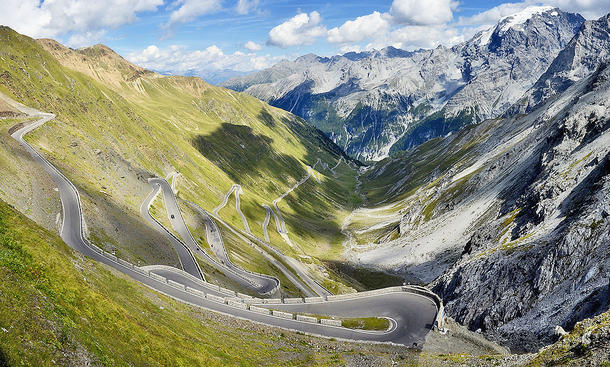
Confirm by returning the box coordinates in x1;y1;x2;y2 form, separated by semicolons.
1;195;539;366
0;26;361;294
0;197;426;366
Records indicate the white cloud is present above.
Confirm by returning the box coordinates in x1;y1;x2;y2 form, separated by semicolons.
389;24;465;50
324;0;462;51
326;0;610;54
66;30;107;48
0;0;162;42
339;44;363;53
244;41;263;51
545;0;610;19
327;12;391;44
127;44;281;75
268;11;327;48
165;0;222;28
390;0;457;25
457;2;532;26
236;0;260;15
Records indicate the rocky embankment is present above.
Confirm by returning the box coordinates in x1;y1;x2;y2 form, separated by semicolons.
433;62;610;352
349;45;610;354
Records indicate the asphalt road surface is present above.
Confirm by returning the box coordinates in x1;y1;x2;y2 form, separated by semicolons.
190;201;318;297
149;178;279;295
140;181;204;280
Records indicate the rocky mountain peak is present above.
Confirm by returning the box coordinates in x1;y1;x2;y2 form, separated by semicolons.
223;8;585;161
511;11;610;115
472;7;583;52
497;5;557;34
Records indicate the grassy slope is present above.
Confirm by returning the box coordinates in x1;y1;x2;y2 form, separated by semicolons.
0;115;61;232
0;198;423;366
0;27;358;289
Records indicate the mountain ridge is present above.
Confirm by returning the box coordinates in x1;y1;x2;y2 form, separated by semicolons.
509;13;610;115
222;7;585;161
344;29;610;352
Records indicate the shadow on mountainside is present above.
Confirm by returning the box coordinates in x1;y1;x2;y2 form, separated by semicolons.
278;115;352;164
258;108;275;128
191;122;306;188
191;108;352;191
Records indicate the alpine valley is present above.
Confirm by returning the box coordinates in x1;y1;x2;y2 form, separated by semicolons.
0;3;609;367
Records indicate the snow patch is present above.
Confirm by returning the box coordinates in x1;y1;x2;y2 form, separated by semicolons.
478;26;495;47
499;6;555;34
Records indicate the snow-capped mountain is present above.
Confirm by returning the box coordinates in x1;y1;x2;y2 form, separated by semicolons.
222;7;584;161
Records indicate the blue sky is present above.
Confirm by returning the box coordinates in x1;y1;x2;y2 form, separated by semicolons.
1;0;609;82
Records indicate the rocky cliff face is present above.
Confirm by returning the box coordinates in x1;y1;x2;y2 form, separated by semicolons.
223;7;584;161
434;63;610;351
512;13;610;114
345;50;610;354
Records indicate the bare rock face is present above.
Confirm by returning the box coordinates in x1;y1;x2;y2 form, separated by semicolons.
223;8;584;161
347;60;610;354
513;13;610;114
431;62;610;352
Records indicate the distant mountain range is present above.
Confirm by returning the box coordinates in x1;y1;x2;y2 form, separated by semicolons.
158;69;251;86
223;7;585;161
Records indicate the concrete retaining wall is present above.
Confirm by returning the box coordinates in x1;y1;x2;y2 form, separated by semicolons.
149;273;166;282
219;289;237;297
272;310;294;320
227;300;248;310
261;298;282;304
283;298;304;304
326;293;358;301
133;267;148;275
206;294;226;303
296;315;318;323
249;305;271;315
435;305;445;330
320;319;342;327
105;253;118;261
117;258;133;268
167;279;186;290
304;297;324;303
186;287;205;297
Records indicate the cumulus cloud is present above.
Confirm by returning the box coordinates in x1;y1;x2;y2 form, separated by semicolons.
339;44;363;53
390;0;457;25
324;0;610;54
546;0;610;19
127;44;279;75
66;30;108;48
324;0;462;51
389;25;465;50
327;12;391;44
165;0;222;29
244;41;263;51
267;11;327;48
0;0;162;43
236;0;260;15
457;2;536;26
